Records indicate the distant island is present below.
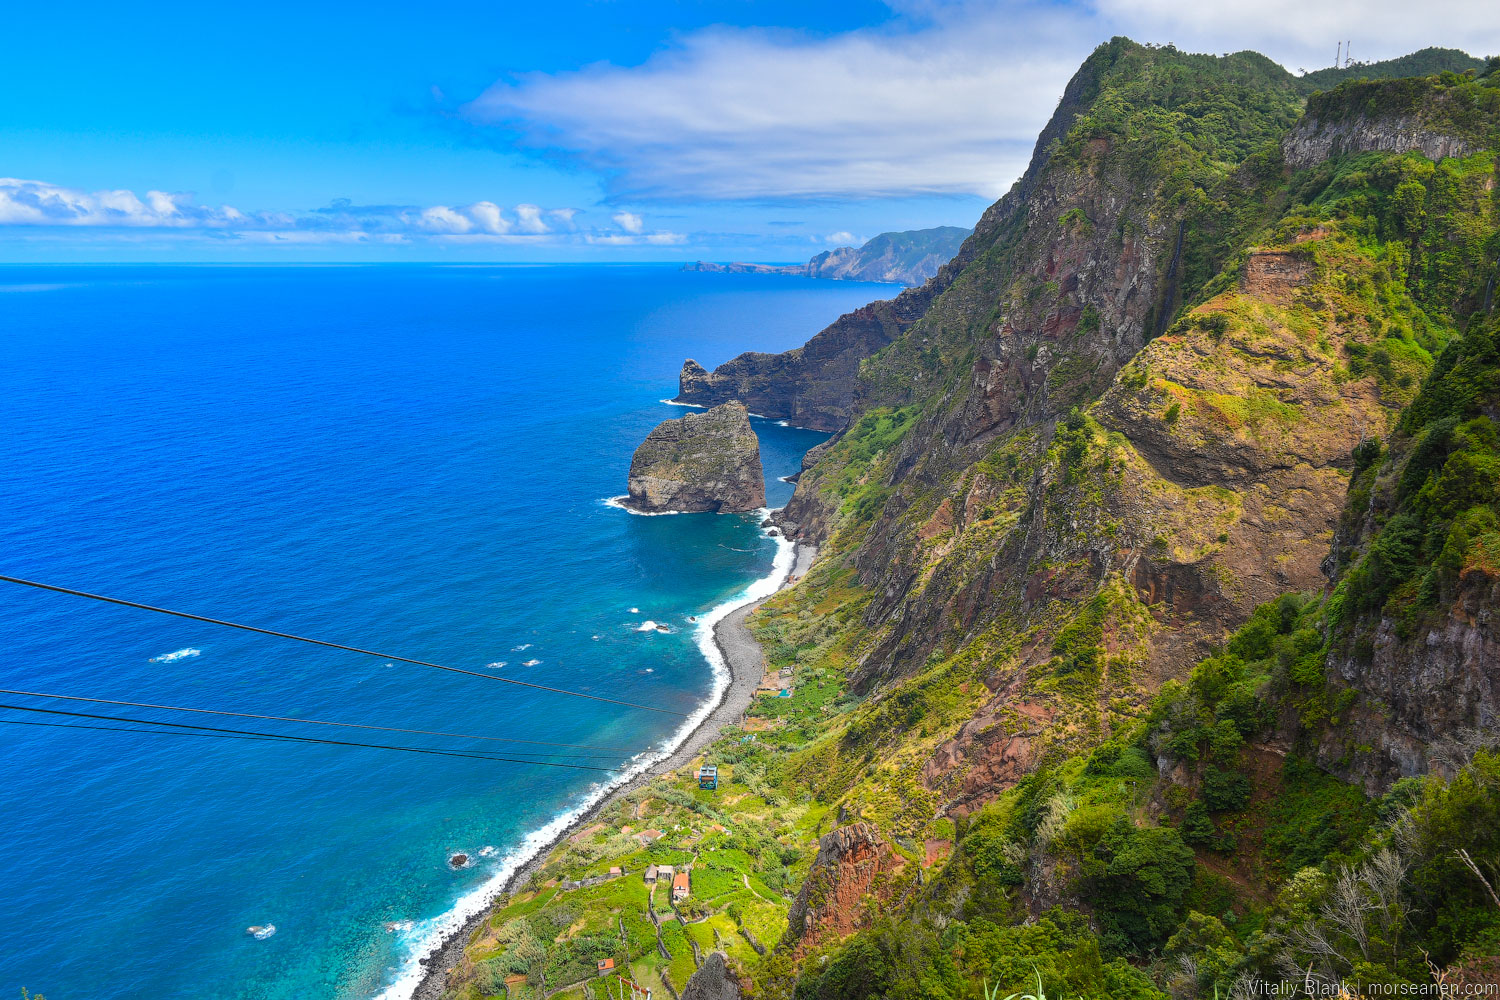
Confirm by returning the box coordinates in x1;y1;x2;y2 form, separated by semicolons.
682;225;971;286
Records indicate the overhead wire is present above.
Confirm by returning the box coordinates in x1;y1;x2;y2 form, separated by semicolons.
0;702;621;770
0;714;623;759
0;687;648;754
0;574;686;717
0;717;286;742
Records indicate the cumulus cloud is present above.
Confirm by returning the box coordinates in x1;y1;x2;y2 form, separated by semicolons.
613;211;644;234
0;177;251;227
0;178;650;246
825;231;857;245
463;0;1500;202
513;203;550;234
466;201;510;234
418;205;475;233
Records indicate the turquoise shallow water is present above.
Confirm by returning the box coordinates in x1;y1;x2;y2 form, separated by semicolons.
0;264;887;999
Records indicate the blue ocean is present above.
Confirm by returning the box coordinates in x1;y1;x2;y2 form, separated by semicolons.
0;264;887;999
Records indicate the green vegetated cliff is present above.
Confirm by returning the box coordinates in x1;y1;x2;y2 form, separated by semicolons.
443;42;1500;1000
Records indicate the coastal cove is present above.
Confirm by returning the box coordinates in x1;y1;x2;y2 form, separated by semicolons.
0;264;885;1000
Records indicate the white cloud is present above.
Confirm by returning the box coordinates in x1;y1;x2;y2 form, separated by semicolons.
465;11;1078;202
463;0;1499;202
0;179;625;246
0;177;249;227
0;176;706;254
585;230;687;246
1094;0;1500;73
513;203;550;233
467;200;511;234
418;205;475;233
825;231;857;245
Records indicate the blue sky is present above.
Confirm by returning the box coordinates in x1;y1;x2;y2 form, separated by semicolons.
3;0;1496;262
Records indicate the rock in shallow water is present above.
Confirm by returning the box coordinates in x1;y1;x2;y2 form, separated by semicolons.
625;401;765;513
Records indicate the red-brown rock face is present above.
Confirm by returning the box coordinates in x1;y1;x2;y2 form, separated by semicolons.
783;822;904;953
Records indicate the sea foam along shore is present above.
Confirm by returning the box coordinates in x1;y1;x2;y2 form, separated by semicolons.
397;521;812;1000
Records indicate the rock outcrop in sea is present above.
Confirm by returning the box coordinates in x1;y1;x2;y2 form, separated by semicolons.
625;401;765;513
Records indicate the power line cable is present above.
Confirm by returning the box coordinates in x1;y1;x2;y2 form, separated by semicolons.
0;702;620;770
0;714;620;760
1;717;286;742
0;687;648;754
0;574;686;717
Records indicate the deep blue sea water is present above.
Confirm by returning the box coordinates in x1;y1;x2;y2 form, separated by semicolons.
0;264;889;1000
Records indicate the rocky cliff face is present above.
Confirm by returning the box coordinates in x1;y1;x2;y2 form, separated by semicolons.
1325;569;1500;790
777;47;1321;694
625;402;766;513
674;282;940;432
782;822;905;953
671;43;1156;433
1282;77;1500;171
766;52;1499;812
1310;319;1500;791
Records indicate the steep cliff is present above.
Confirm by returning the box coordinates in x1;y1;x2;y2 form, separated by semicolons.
777;56;1499;723
670;40;1149;431
443;45;1500;1000
1283;74;1500;170
674;280;936;432
625;402;766;513
1314;317;1500;789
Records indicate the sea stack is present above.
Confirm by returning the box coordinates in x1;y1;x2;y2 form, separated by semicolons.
625;401;765;513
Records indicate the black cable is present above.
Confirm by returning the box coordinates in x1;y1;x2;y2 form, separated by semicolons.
0;703;620;770
0;713;621;760
0;718;287;742
0;574;685;717
5;717;283;740
0;687;647;753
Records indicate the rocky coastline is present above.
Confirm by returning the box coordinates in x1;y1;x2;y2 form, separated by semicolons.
411;542;817;1000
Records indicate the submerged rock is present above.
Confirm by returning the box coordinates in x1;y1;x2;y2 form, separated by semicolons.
625;402;765;513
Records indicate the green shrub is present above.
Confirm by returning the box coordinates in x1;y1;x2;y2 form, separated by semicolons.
1200;767;1252;812
1081;820;1197;952
1181;801;1216;846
